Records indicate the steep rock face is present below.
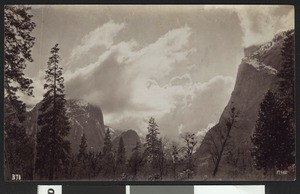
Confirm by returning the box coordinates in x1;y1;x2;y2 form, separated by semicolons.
66;99;105;152
112;129;141;158
196;30;293;172
25;99;106;153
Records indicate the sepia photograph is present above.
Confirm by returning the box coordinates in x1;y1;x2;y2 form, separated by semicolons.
4;5;295;181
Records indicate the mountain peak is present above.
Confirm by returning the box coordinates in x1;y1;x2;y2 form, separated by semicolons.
112;129;141;158
25;99;106;153
273;29;294;42
243;29;294;59
74;99;89;107
242;57;278;75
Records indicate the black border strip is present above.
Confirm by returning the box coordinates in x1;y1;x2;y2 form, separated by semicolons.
0;1;299;194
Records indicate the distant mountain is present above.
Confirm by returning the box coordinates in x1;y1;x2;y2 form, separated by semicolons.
112;129;141;158
195;30;294;174
25;99;106;153
105;125;123;140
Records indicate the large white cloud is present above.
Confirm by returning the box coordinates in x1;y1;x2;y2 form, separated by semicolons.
70;20;126;61
65;23;193;117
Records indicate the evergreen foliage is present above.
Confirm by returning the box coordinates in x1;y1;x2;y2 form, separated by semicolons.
78;133;88;161
277;29;295;111
116;137;126;174
4;5;36;180
128;142;144;178
181;133;197;171
276;29;295;161
102;128;116;177
251;90;294;174
144;117;160;169
170;144;180;179
157;138;168;179
204;107;238;176
103;128;113;156
36;44;71;180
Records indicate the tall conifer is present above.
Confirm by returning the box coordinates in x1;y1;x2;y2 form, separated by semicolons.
251;90;294;175
144;117;160;170
116;137;126;174
36;44;71;180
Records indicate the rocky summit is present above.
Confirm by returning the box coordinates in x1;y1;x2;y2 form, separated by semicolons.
112;129;141;158
25;99;106;153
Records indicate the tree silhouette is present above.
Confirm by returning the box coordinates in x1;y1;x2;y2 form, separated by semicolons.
4;5;36;180
157;137;168;179
76;133;88;178
144;117;160;170
276;29;295;162
116;137;126;174
170;143;180;179
204;107;238;176
103;128;112;156
36;44;71;180
277;29;295;112
128;142;144;179
78;133;88;161
181;132;197;172
102;128;116;177
251;90;294;175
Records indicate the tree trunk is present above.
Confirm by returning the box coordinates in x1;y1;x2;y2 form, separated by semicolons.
213;155;221;176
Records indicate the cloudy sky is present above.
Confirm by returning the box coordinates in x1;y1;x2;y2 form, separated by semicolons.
22;5;294;139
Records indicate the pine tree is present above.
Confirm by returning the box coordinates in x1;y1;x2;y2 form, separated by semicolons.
116;137;126;174
78;133;88;161
157;138;167;179
76;133;88;178
128;142;143;178
277;29;295;161
203;106;238;176
86;151;102;178
36;44;71;180
4;5;36;180
170;144;180;179
181;132;197;171
277;29;295;111
144;117;160;169
103;128;112;156
251;90;294;175
4;5;35;98
102;128;116;177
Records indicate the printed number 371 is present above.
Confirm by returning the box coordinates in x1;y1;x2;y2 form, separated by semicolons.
12;174;21;181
